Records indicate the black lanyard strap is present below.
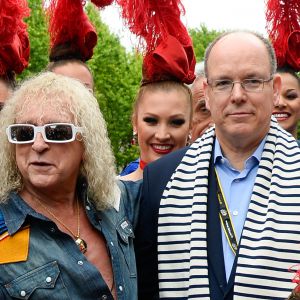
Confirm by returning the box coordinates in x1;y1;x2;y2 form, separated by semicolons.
215;168;238;255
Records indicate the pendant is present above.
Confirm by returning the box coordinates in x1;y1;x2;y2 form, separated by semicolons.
75;237;88;254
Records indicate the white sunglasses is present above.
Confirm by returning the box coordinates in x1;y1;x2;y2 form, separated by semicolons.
6;123;83;144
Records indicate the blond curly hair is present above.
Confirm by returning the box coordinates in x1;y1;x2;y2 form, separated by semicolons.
0;72;117;210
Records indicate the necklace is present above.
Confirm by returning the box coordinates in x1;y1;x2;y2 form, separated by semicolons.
34;196;87;254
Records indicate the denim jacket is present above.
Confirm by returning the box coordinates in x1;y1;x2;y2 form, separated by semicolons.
0;179;142;300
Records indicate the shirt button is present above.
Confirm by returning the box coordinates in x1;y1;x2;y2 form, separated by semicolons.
86;205;91;211
110;241;114;247
119;285;123;291
220;158;225;164
232;210;238;216
78;260;83;265
101;295;108;300
235;179;240;183
49;227;55;233
46;276;52;283
20;290;26;297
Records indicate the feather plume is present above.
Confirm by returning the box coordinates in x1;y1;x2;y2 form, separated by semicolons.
0;0;30;76
266;0;300;70
47;0;97;62
117;0;195;84
91;0;114;8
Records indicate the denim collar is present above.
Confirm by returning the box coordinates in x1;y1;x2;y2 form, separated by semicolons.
1;192;47;235
1;177;92;235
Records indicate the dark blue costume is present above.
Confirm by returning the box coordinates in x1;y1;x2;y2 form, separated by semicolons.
120;159;139;176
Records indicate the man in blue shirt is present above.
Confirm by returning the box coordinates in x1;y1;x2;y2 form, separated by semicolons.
135;30;300;300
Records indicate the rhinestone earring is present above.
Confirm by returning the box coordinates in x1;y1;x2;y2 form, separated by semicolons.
186;133;192;146
131;131;138;145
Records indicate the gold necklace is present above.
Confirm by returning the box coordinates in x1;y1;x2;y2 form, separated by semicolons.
34;197;87;254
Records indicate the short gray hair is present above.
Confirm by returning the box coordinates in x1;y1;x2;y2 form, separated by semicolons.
204;30;277;78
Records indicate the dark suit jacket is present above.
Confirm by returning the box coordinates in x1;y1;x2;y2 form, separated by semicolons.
134;147;236;299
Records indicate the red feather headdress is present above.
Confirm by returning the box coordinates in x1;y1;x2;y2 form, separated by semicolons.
117;0;196;84
0;0;30;77
47;0;101;62
265;0;300;71
91;0;114;7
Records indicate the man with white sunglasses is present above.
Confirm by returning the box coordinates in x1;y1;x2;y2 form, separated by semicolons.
0;72;139;299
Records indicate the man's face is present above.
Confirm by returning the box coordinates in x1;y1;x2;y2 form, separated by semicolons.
204;33;281;148
15;98;84;193
191;76;213;141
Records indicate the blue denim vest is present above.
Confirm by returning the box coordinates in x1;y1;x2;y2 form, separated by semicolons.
0;179;142;300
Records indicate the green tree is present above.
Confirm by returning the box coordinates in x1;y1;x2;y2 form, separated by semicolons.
189;24;221;62
20;0;49;80
87;5;142;170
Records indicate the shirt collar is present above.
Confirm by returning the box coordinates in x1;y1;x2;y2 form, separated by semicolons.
113;184;121;212
2;178;95;235
1;192;47;235
214;136;267;168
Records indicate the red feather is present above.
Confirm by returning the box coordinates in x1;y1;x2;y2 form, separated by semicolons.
117;0;195;84
266;0;300;70
47;0;97;62
0;0;30;76
91;0;114;8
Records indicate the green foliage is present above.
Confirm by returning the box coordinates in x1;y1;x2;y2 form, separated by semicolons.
86;5;141;170
20;1;49;80
189;24;221;62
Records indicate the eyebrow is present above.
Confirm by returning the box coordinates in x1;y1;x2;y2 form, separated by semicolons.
196;99;206;107
212;72;266;80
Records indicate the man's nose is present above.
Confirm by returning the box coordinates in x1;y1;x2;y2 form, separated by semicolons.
31;133;49;152
230;82;246;103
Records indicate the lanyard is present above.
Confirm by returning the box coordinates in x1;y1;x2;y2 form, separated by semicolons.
215;168;238;255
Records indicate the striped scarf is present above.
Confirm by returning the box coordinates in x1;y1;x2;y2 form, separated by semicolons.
158;119;300;299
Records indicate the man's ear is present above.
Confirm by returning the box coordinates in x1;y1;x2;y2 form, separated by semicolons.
203;80;211;111
272;74;282;106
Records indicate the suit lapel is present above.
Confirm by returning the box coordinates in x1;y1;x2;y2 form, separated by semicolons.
207;156;227;294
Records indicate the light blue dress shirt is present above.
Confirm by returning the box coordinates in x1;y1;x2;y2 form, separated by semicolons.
214;137;266;281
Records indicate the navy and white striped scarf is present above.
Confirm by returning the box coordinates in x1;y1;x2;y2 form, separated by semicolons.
158;120;300;299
